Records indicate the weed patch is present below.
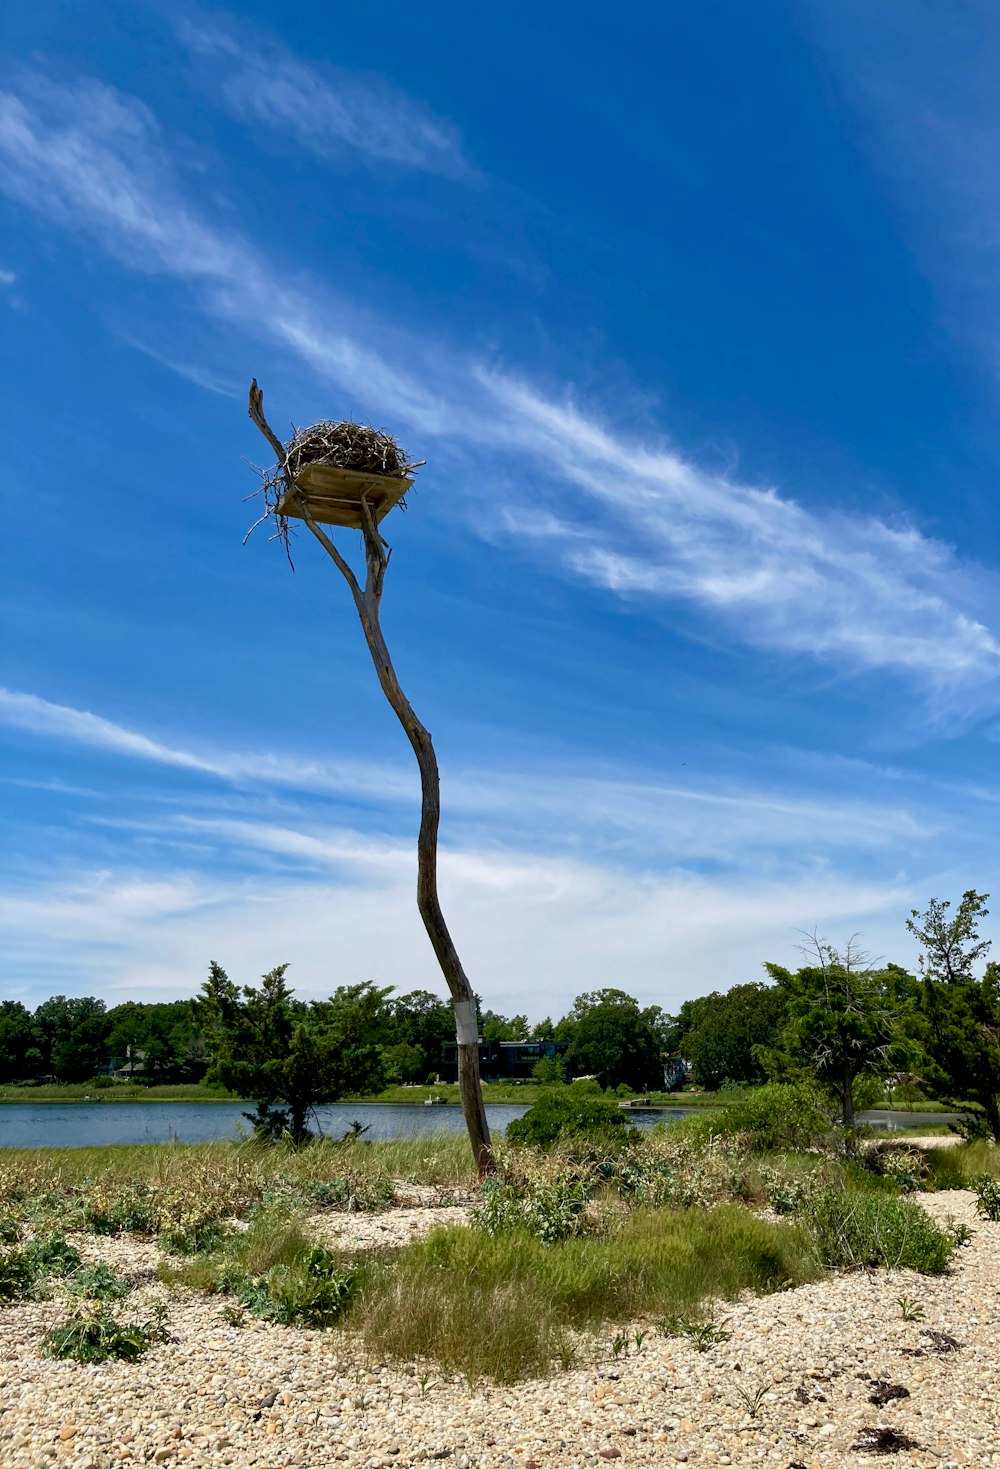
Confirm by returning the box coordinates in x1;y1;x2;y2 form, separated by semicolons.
41;1302;170;1363
807;1189;956;1273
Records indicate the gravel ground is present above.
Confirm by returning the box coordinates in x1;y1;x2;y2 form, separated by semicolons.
0;1190;996;1469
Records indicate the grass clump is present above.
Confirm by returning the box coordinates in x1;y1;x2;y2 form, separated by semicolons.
352;1206;818;1383
922;1139;1000;1192
41;1302;169;1363
807;1188;956;1274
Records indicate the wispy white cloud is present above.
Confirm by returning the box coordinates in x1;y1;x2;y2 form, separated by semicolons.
0;72;998;699
0;851;914;1011
476;373;1000;693
0;688;415;803
0;265;15;286
174;10;471;178
0;687;932;864
118;333;240;398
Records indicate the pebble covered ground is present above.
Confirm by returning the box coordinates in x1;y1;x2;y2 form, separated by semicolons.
0;1189;997;1469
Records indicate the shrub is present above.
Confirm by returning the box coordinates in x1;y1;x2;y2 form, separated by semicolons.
862;1143;927;1193
616;1134;748;1210
713;1084;834;1153
158;1209;230;1256
26;1235;82;1276
475;1168;591;1243
80;1184;160;1236
219;1247;357;1328
807;1188;956;1274
972;1174;1000;1222
506;1091;630;1150
0;1250;36;1302
0;1213;22;1245
67;1263;132;1301
41;1303;169;1363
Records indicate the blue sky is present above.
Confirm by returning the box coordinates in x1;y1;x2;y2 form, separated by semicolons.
1;0;997;1015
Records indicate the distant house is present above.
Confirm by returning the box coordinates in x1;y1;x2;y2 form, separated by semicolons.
111;1049;148;1081
662;1057;689;1092
440;1038;569;1083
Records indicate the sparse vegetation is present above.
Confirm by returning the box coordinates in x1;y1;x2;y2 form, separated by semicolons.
41;1302;170;1363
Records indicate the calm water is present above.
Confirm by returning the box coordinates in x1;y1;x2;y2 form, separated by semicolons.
0;1102;952;1149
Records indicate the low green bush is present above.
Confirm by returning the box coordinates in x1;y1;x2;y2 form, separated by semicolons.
475;1169;591;1243
712;1084;834;1153
972;1174;1000;1222
506;1090;630;1150
807;1188;956;1274
0;1250;35;1302
26;1235;82;1276
67;1263;132;1301
41;1302;169;1363
861;1143;927;1193
218;1246;357;1328
0;1213;22;1245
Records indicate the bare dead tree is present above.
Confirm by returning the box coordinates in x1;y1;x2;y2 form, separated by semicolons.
248;381;494;1175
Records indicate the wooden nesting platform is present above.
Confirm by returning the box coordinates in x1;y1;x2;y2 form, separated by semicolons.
275;463;414;529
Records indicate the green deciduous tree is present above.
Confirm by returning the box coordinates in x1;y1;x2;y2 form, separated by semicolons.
0;1001;34;1082
194;963;391;1143
664;982;788;1089
31;996;111;1083
763;938;906;1143
906;892;1000;1141
564;995;663;1091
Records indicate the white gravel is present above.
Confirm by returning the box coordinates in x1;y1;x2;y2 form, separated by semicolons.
0;1190;997;1469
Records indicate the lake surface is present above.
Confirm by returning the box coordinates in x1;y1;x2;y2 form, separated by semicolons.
0;1102;955;1149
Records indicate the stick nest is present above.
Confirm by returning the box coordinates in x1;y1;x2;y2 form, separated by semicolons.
285;420;414;480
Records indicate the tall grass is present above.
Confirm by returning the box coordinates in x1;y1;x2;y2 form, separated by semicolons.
923;1139;1000;1191
351;1206;820;1382
0;1134;475;1193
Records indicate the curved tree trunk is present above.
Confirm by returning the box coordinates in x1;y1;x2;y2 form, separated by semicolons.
248;384;494;1175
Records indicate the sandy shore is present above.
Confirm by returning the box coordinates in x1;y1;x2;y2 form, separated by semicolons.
0;1189;996;1469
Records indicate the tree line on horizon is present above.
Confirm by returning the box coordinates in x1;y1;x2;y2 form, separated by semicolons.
1;891;997;1142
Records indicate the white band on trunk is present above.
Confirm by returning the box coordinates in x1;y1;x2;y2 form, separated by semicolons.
453;999;479;1046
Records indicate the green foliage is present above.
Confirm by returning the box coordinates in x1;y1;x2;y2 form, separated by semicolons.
907;891;991;983
666;983;788;1090
505;1089;629;1149
353;1206;818;1382
564;996;663;1091
26;1234;82;1275
806;1188;956;1274
194;963;391;1143
475;1163;591;1243
921;1139;1000;1191
532;1055;567;1085
224;1247;357;1328
67;1263;132;1301
0;1250;35;1301
971;1174;1000;1221
861;1143;928;1193
763;942;907;1132
907;892;1000;1143
712;1082;834;1153
41;1302;170;1363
